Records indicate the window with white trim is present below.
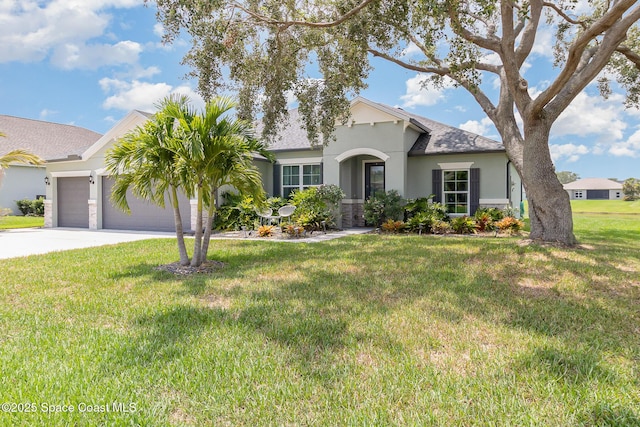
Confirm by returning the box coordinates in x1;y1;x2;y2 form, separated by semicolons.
574;191;584;199
443;170;469;215
282;164;321;198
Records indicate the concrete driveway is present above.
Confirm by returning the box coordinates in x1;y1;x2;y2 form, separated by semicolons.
0;228;173;260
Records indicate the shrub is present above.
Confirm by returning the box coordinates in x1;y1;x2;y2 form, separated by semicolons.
214;193;282;230
381;219;405;233
363;190;404;226
431;220;452;234
31;197;44;216
473;210;495;232
283;224;305;237
289;187;339;231
474;207;504;222
495;216;524;233
451;216;476;234
257;225;275;237
403;197;448;233
15;197;44;216
16;199;32;215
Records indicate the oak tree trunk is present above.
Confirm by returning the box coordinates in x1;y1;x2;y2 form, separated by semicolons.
522;121;577;245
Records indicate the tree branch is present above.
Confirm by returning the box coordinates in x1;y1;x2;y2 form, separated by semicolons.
516;0;544;67
543;1;588;28
546;4;640;120
531;0;638;116
230;0;376;29
447;3;501;52
617;44;640;70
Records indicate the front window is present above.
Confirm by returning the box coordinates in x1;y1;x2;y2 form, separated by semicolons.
282;164;321;198
574;191;583;199
443;170;469;215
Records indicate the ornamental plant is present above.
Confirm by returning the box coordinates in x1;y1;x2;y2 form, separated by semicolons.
495;216;525;234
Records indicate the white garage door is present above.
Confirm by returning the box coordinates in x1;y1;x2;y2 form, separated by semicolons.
102;177;191;232
57;177;89;228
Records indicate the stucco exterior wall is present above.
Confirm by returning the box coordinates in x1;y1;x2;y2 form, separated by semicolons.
407;152;521;210
0;165;46;214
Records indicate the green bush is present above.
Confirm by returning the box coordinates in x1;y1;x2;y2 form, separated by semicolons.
213;193;282;230
15;197;44;216
289;187;337;231
363;190;405;227
404;196;448;233
451;215;476;234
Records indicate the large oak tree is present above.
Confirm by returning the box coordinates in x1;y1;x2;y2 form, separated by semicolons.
151;0;640;245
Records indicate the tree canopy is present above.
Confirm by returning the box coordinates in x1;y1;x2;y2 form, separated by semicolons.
556;171;580;185
150;0;640;245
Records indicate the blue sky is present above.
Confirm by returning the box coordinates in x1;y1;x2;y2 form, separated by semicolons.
0;1;638;180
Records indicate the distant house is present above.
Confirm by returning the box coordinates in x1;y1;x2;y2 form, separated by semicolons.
0;115;101;215
563;178;623;200
44;97;523;230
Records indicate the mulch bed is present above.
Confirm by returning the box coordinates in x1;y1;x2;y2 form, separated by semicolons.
155;260;225;276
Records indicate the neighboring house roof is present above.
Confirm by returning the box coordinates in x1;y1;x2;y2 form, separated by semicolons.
563;178;623;190
262;96;505;154
0;115;102;161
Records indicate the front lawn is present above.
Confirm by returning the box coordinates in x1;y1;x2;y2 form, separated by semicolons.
0;214;638;425
570;199;640;214
0;215;44;229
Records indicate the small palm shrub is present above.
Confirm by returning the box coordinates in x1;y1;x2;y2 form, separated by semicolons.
495;216;524;233
404;197;448;233
451;216;476;234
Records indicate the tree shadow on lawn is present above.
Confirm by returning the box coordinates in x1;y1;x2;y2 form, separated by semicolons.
111;235;638;398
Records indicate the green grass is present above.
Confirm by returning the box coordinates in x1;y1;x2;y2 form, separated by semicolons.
570;199;640;214
0;215;44;229
0;214;638;425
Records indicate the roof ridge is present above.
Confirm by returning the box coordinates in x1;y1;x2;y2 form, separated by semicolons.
0;114;100;134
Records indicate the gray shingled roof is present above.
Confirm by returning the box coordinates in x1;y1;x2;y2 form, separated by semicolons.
261;99;504;155
563;178;623;190
0;115;102;161
255;108;319;151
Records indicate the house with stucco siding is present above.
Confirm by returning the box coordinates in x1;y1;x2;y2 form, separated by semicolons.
43;97;523;231
0;115;101;215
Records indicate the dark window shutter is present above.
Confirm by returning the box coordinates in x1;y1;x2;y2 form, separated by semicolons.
470;168;480;215
272;163;281;197
432;169;442;203
319;162;323;185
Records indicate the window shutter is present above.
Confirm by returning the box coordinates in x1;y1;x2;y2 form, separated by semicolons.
470;168;480;215
432;169;442;203
272;163;281;197
319;162;324;185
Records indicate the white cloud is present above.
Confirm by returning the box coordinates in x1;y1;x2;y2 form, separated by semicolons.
608;128;640;157
459;117;494;136
400;74;454;108
39;109;58;119
51;40;142;69
550;143;590;163
100;78;205;112
0;0;141;68
551;92;627;140
401;42;422;57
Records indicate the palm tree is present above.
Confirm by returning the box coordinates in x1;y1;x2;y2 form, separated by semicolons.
105;96;192;265
166;96;273;267
0;132;44;188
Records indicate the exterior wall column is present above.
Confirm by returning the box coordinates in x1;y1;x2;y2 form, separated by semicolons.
88;199;98;230
44;199;53;228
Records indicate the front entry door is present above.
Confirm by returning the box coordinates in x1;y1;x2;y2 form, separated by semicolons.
365;162;385;199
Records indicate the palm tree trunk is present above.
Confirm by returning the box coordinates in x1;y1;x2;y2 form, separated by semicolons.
191;184;204;267
170;186;190;266
199;187;217;265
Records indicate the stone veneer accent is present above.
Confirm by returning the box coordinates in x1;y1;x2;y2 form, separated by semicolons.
44;199;53;228
88;199;98;230
341;200;365;228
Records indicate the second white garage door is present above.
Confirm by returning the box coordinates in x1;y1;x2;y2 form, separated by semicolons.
102;177;191;232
